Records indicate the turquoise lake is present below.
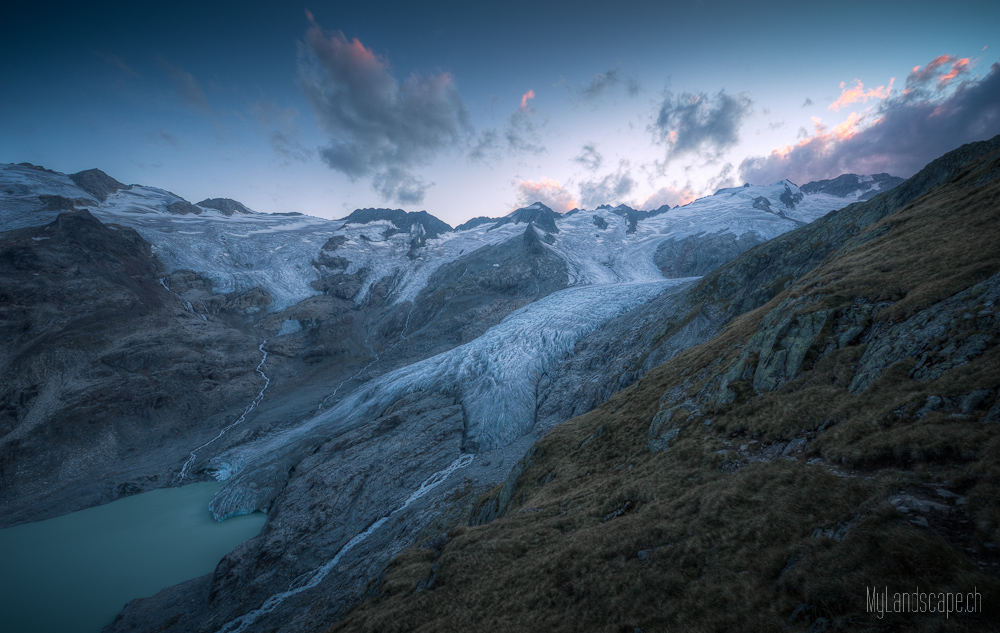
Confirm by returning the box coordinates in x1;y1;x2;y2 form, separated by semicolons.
0;482;266;633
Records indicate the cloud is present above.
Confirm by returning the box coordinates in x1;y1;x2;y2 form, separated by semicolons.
373;168;431;205
520;89;535;111
577;160;636;208
573;143;602;171
580;67;641;100
297;21;470;204
642;185;696;210
626;76;641;97
802;98;813;107
94;51;138;77
158;58;211;112
650;90;753;163
707;162;736;192
470;97;545;162
828;78;894;111
249;101;311;162
739;56;1000;185
515;178;577;212
904;55;971;96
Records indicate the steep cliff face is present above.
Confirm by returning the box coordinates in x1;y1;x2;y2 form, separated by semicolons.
328;139;1000;633
0;210;266;526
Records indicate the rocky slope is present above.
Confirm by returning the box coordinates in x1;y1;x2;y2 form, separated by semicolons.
0;210;267;526
327;137;1000;632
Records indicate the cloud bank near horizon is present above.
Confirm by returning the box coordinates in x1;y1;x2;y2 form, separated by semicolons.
740;56;1000;185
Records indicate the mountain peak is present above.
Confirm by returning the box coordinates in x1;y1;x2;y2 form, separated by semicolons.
68;168;127;202
493;203;560;233
341;208;452;239
800;173;904;199
197;198;255;216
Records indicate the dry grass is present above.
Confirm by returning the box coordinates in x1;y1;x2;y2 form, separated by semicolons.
327;148;1000;632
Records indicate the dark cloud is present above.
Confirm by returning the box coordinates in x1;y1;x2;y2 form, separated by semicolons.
573;143;602;171
373;168;431;205
650;90;753;163
249;101;311;163
802;98;813;107
578;160;636;208
739;57;1000;185
298;22;470;204
158;58;211;112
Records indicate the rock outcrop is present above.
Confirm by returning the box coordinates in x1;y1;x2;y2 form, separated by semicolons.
0;210;265;526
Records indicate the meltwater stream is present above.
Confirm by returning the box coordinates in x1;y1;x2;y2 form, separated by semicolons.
215;453;475;633
0;482;265;633
176;340;271;483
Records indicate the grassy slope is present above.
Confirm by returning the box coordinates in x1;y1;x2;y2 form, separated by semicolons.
328;141;1000;633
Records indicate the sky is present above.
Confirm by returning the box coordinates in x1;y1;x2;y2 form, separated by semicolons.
2;0;999;226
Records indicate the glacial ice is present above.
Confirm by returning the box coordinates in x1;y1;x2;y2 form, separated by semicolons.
209;277;691;505
2;164;855;314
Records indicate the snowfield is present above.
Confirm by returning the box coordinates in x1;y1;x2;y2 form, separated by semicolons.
2;164;857;312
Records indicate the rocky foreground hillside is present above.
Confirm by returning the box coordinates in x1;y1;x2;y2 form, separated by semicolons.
324;139;1000;632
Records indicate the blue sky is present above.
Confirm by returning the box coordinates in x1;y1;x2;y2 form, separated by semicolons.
3;0;999;225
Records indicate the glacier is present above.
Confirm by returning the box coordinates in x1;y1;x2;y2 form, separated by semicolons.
207;278;691;517
2;163;859;314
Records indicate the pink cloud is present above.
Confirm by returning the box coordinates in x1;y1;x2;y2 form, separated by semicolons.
905;55;971;95
939;58;971;85
828;78;894;111
516;178;577;212
520;89;535;111
739;57;1000;186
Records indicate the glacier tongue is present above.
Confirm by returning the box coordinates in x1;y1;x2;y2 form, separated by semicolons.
209;278;689;516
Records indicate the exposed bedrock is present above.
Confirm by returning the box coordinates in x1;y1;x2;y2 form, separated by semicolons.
0;211;268;527
653;230;764;278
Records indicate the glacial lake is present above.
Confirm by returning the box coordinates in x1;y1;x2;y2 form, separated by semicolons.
0;481;266;633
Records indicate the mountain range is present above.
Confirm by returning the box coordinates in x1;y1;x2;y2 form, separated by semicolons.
1;138;997;632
